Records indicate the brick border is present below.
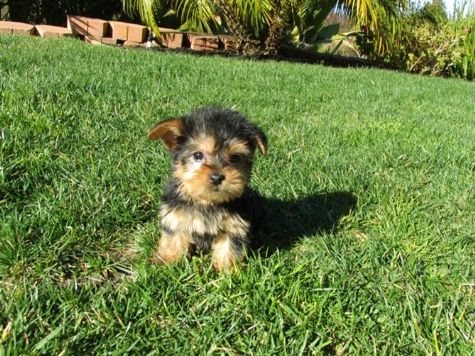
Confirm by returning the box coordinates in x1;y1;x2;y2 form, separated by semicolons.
1;18;237;55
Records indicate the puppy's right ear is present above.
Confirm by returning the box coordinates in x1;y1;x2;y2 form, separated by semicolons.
254;126;268;156
147;118;184;150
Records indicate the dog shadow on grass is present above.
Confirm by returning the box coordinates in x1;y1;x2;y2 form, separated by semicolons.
254;191;357;253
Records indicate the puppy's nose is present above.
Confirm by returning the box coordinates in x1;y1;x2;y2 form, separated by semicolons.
209;173;225;185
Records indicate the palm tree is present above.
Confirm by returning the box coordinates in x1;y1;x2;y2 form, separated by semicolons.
122;0;406;55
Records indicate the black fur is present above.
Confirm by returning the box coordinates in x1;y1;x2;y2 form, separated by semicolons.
171;107;267;160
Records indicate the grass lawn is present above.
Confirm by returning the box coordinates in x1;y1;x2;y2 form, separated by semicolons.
1;35;474;354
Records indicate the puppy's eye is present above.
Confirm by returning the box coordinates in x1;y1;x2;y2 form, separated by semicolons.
192;151;204;162
229;154;242;163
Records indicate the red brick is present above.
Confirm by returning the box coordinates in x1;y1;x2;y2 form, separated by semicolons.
157;27;183;48
190;35;219;51
35;25;73;38
0;21;35;36
127;23;147;42
101;37;118;45
109;21;128;41
67;16;109;38
87;18;109;38
67;16;88;36
110;21;147;42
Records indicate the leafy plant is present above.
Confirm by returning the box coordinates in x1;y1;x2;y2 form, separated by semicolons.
123;0;170;35
1;0;8;20
357;8;475;80
122;0;407;56
405;24;464;76
459;22;475;79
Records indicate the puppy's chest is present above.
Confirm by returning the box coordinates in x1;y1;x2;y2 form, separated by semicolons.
160;204;250;238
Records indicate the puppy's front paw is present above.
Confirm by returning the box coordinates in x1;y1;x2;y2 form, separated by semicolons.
152;233;190;264
212;235;245;273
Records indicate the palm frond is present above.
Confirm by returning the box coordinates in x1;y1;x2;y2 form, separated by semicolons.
234;0;273;34
336;0;407;53
173;0;217;33
122;0;167;36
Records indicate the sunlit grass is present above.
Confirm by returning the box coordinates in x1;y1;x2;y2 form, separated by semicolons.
0;35;474;353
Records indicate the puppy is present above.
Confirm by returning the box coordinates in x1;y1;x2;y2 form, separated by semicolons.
148;107;267;271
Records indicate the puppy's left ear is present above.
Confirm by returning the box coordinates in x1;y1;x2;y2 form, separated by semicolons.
253;125;268;156
148;118;184;150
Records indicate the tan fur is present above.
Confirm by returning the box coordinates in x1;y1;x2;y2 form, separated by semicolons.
222;211;250;237
189;164;214;189
147;119;183;150
196;135;216;155
221;166;247;198
225;139;251;157
153;230;190;264
174;163;246;205
160;205;220;236
160;205;249;238
157;204;249;271
212;234;242;272
256;137;267;155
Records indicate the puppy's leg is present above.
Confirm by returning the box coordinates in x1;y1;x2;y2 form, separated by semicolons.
152;230;191;264
212;234;246;272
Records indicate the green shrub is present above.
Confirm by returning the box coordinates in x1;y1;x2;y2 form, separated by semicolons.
458;23;475;80
404;23;464;77
357;12;475;80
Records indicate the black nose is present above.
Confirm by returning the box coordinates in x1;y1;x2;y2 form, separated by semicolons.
210;173;225;185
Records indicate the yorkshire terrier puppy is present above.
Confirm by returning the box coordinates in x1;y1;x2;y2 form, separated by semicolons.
148;107;267;271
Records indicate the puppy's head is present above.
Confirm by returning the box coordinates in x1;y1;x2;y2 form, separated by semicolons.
148;107;267;204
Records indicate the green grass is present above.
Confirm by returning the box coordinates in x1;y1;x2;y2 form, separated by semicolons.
0;35;474;354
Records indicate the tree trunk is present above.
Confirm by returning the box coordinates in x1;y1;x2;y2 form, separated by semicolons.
263;0;290;55
214;0;262;55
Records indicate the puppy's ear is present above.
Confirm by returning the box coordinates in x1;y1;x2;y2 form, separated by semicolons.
148;118;184;150
253;125;268;156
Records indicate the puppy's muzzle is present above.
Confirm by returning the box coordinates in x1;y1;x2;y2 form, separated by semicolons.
209;172;225;186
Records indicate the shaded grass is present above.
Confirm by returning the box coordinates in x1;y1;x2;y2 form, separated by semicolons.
0;35;474;353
